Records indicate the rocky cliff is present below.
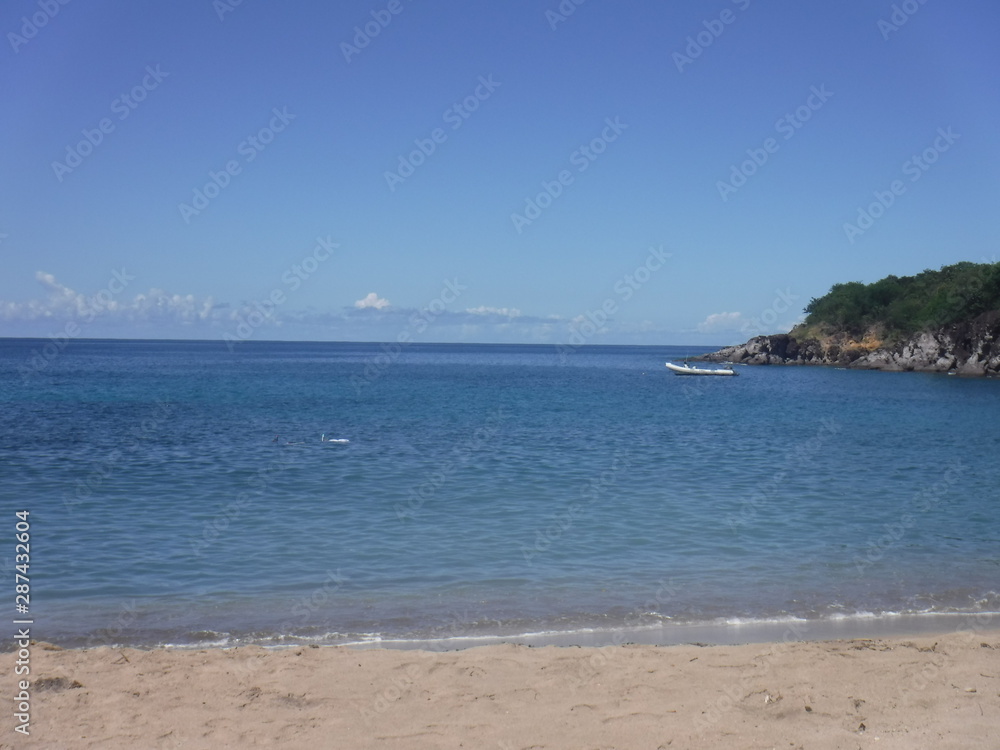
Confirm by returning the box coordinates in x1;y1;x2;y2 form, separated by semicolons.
698;310;1000;376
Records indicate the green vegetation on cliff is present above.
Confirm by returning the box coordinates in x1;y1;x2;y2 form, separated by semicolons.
796;261;1000;341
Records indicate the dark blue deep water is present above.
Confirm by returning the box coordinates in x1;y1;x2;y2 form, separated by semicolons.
1;339;998;648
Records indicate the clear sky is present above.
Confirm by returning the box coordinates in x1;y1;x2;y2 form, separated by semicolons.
2;0;998;346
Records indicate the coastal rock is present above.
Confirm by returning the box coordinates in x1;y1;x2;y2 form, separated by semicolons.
700;310;1000;376
698;334;826;366
852;331;956;372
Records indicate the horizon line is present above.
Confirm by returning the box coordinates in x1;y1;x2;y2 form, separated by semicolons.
0;335;729;349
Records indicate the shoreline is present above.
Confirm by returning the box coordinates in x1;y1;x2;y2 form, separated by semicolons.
696;323;1000;377
349;612;1000;653
5;624;998;749
21;609;999;652
9;611;998;653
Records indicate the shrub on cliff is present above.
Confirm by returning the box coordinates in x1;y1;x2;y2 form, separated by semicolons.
801;261;1000;340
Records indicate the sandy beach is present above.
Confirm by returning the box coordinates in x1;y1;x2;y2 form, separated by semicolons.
4;627;998;749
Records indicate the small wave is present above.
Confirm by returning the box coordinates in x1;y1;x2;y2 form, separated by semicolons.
719;615;809;626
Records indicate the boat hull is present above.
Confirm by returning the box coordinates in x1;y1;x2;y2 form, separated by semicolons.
665;362;738;376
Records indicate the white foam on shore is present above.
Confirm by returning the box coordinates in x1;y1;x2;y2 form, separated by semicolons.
336;610;1000;652
66;609;1000;652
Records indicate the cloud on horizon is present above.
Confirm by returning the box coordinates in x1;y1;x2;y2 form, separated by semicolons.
696;311;745;334
0;272;693;344
0;271;217;325
354;292;390;310
0;272;556;336
465;305;522;319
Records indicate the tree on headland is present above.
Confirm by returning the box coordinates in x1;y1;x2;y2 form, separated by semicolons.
799;261;1000;340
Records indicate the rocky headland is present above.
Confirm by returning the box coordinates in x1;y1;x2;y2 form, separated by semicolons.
696;259;1000;377
698;309;1000;376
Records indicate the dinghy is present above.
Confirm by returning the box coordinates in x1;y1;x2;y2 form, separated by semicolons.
665;362;738;376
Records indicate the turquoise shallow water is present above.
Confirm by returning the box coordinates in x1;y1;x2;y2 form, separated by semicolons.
1;339;998;648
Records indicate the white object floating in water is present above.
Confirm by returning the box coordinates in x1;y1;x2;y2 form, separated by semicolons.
665;362;738;376
321;434;350;444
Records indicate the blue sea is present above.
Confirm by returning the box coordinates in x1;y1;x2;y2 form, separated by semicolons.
1;339;998;649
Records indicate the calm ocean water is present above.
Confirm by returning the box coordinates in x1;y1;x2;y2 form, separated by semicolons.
1;338;998;649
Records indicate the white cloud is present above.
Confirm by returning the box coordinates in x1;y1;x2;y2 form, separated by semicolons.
696;311;744;333
132;289;217;324
465;305;522;318
570;313;610;332
0;272;698;345
0;271;216;325
354;292;390;310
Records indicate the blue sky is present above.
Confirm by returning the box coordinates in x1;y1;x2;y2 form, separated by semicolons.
2;0;998;345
